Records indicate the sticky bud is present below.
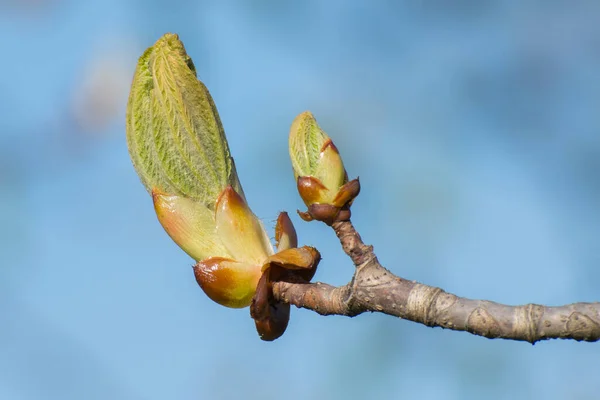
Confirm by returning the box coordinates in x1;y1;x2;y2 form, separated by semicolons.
288;111;360;224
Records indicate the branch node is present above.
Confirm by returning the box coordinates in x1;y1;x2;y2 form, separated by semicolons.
406;284;443;326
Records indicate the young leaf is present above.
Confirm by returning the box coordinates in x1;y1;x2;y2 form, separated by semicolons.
126;33;244;208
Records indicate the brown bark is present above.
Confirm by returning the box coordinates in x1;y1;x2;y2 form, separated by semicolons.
273;220;600;344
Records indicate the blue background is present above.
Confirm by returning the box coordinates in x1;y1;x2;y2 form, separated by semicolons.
1;1;599;399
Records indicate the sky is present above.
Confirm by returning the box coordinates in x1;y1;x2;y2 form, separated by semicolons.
1;1;600;399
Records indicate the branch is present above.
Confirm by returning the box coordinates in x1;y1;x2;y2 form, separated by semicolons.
273;220;600;344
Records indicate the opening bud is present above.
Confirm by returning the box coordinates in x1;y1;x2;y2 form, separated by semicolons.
288;111;360;225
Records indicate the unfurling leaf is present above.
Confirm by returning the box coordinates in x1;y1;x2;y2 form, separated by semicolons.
126;33;244;208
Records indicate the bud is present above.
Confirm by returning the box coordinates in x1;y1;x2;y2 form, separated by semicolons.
288;111;360;225
127;34;322;340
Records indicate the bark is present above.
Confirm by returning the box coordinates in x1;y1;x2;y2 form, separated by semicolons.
273;220;600;344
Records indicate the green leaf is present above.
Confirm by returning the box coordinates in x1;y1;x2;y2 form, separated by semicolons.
126;33;244;208
288;111;329;179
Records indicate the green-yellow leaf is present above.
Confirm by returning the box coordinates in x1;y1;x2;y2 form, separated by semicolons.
126;33;244;208
288;111;329;179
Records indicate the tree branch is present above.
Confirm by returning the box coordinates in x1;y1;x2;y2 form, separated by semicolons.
273;220;600;344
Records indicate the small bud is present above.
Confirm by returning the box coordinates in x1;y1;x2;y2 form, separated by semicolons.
289;112;345;201
288;111;360;224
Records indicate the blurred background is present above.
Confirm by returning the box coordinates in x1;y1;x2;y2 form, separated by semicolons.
1;1;600;399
